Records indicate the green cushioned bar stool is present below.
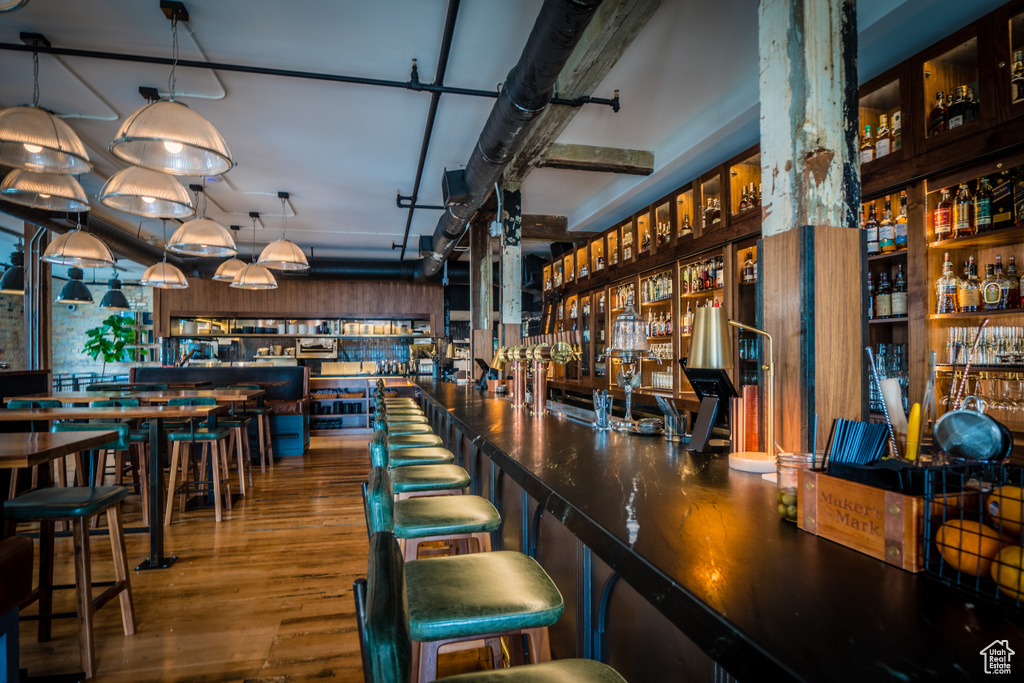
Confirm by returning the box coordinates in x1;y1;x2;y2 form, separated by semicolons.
51;424;131;522
384;423;434;436
6;400;68;497
164;427;233;525
365;467;498;561
370;433;453;468
390;464;470;500
224;385;274;473
358;532;568;683
374;413;429;429
169;396;251;498
4;485;136;680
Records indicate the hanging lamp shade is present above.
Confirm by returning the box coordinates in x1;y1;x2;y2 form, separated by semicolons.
99;275;131;310
140;261;188;289
0;170;89;212
230;262;277;290
99;166;194;218
41;229;115;268
0;247;25;295
54;266;93;304
258;239;309;271
109;99;234;176
212;257;246;282
167;217;237;257
0;105;92;174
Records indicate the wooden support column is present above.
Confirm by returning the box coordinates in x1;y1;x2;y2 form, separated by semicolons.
470;217;493;379
23;223;51;372
500;185;523;350
759;0;863;453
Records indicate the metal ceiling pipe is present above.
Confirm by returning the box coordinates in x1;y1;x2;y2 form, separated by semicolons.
0;200;188;269
418;0;603;279
293;258;469;283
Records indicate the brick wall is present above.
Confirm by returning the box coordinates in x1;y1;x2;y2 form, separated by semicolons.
51;280;153;376
0;291;24;370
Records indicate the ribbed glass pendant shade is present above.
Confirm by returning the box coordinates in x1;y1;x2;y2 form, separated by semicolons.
167;217;237;257
0;248;25;294
0;170;89;212
140;261;188;289
41;229;115;268
0;105;92;174
54;267;93;303
212;257;246;281
258;239;309;271
109;100;233;176
99;166;194;218
230;262;277;290
99;276;131;310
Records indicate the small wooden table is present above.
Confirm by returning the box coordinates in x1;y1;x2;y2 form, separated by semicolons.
0;431;118;534
5;388;265;407
0;405;225;570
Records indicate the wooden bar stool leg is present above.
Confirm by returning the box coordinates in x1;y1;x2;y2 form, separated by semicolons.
417;640;442;683
483;637;504;669
164;441;181;526
261;414;274;470
105;504;136;636
72;517;96;680
36;520;55;642
211;441;223;522
232;427;247;497
137;444;150;527
243;427;254;490
219;439;232;512
523;627;551;662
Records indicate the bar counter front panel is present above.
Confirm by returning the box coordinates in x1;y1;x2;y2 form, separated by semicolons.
415;381;1023;683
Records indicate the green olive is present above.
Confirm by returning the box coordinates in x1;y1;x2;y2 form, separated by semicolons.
778;503;788;516
782;493;798;507
786;505;798;519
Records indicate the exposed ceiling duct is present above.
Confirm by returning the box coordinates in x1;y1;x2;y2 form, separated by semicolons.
418;0;603;279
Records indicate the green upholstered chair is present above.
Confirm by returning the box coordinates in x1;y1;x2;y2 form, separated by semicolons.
165;398;233;524
357;531;583;683
365;467;498;560
223;384;274;473
4;485;136;679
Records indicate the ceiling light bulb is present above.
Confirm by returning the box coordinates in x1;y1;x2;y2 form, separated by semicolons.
23;143;42;153
37;192;51;198
141;196;156;204
163;140;184;154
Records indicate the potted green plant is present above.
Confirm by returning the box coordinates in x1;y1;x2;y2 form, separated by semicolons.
82;314;136;375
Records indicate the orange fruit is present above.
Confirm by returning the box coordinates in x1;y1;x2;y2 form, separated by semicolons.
990;546;1024;600
987;486;1024;538
935;520;1003;577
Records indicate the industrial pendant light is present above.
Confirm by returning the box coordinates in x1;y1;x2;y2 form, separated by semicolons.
232;214;277;290
0;0;31;12
0;240;25;295
41;215;116;268
213;251;246;282
140;220;188;289
99;166;194;218
109;16;233;176
0;169;89;212
0;52;92;174
99;271;131;310
54;266;93;304
258;192;309;270
167;186;236;256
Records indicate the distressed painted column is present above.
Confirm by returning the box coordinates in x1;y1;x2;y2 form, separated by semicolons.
500;185;523;349
470;218;493;380
758;0;864;453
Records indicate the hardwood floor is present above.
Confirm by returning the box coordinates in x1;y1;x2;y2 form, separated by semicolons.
17;435;373;682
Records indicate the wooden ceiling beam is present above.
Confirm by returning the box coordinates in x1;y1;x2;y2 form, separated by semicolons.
505;0;665;185
536;143;653;175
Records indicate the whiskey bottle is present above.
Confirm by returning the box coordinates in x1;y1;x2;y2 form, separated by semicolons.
879;197;896;253
982;263;1002;311
936;252;959;314
860;124;875;164
866;271;876;321
953;183;974;238
680;212;692;237
995;255;1012;310
958;256;982;313
876;115;892;159
1008;255;1020;309
928;91;947;136
1014;50;1024;102
893;111;902;151
892;264;908;318
947;86;966;129
743;249;756;283
683;302;694;335
739;185;750;212
991;171;1014;228
875;272;892;319
865;202;880;256
894;192;909;250
975;177;993;233
933;188;953;240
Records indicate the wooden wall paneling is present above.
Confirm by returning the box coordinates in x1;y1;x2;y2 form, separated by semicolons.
906;182;930;408
152;278;444;338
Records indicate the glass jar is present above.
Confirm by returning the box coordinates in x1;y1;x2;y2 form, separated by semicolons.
776;452;815;523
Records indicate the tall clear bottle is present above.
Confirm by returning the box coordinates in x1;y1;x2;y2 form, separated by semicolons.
936;252;959;314
953;183;974;238
892;264;908;318
958;256;982;313
865;203;880;256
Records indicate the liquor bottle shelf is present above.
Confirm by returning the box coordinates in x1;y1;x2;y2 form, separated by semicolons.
928;307;1024;320
868;316;909;324
867;250;909;262
934;364;1024;371
681;286;724;298
928;225;1024;251
640;298;673;305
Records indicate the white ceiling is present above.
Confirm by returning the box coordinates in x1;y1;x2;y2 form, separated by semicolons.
0;0;1011;279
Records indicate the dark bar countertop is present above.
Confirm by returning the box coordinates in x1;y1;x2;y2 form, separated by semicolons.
417;381;1024;682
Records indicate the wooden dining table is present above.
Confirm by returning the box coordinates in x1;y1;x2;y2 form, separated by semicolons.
5;388;265;407
0;404;225;570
